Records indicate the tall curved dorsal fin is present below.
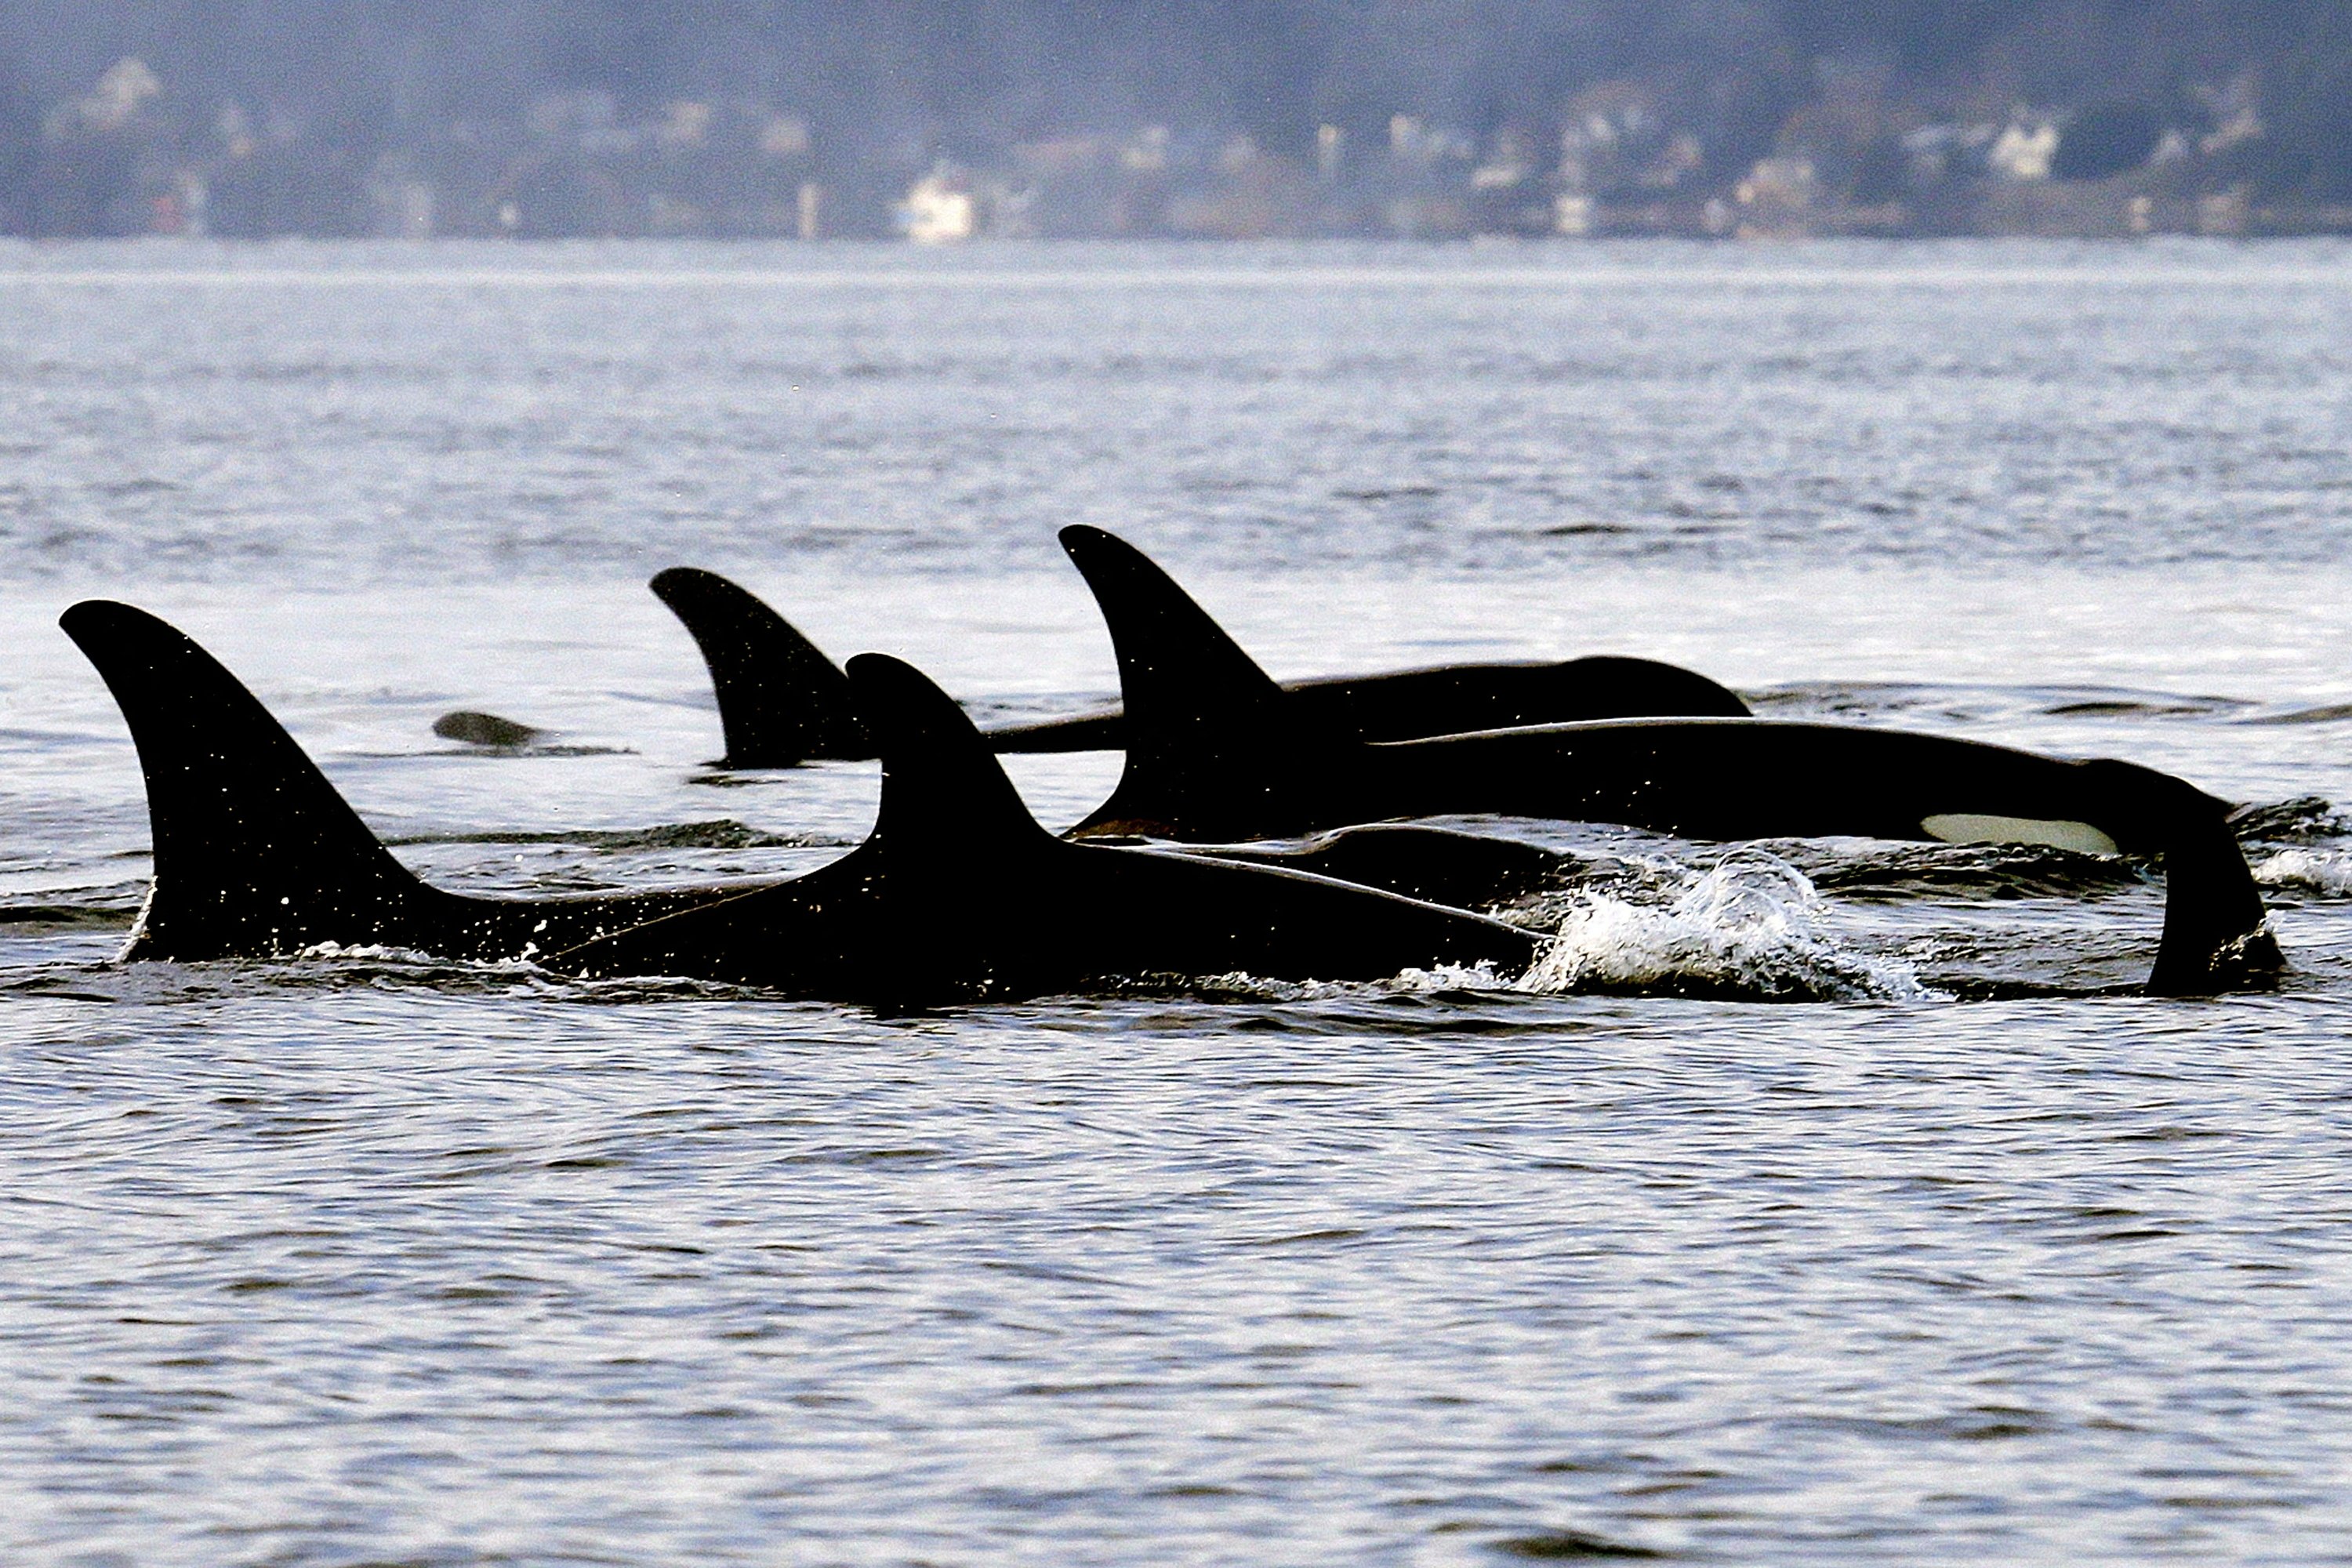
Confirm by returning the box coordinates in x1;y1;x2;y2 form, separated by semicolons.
59;601;441;960
1056;526;1287;734
649;568;869;766
1058;526;1317;837
844;653;1055;857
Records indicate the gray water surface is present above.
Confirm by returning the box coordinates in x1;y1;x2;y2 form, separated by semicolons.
2;240;2350;1565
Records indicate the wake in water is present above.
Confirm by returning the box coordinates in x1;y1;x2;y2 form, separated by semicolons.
2238;795;2352;897
0;843;2180;1007
2254;848;2352;897
1518;849;1936;1002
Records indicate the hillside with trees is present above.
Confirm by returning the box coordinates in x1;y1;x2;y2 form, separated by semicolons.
2;1;2345;237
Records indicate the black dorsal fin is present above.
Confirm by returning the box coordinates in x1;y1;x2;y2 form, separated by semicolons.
60;601;442;960
1057;526;1287;735
1057;526;1314;837
649;568;869;766
843;653;1055;858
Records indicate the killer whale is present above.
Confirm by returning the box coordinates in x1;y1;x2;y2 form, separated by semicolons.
649;560;1584;909
543;655;1545;998
60;601;746;963
649;558;1748;768
62;601;1540;1000
1054;525;2280;996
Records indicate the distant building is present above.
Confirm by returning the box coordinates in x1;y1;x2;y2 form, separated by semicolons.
902;171;975;242
71;58;161;133
760;116;811;158
1736;156;1819;234
370;164;434;238
1123;125;1171;172
1316;124;1343;181
1989;119;2059;181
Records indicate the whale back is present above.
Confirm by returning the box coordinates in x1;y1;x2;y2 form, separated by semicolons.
1283;655;1752;735
550;652;1543;998
1054;525;1764;838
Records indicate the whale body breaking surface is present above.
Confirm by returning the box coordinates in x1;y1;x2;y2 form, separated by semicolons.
62;546;2283;1004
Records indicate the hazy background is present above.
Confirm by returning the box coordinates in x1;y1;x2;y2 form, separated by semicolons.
0;1;2347;238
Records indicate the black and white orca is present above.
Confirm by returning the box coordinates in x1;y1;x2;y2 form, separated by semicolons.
1054;525;2281;997
61;601;1541;1002
649;556;1748;768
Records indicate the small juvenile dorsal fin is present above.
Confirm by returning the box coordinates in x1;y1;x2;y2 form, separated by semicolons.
649;568;869;765
59;601;435;959
1058;526;1315;837
844;654;1055;857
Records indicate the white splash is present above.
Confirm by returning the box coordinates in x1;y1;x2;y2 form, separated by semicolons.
1395;961;1512;993
1518;850;1935;1001
293;940;437;963
2252;848;2352;897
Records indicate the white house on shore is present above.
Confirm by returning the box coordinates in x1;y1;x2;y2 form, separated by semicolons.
901;172;976;242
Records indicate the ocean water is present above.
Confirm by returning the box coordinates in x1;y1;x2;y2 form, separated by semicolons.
2;238;2350;1564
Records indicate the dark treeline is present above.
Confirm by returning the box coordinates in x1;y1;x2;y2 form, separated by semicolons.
2;1;2347;238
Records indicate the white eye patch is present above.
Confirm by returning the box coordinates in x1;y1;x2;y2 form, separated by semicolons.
1921;813;2122;857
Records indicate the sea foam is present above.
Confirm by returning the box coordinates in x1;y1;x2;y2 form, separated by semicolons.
1518;850;1935;1002
2252;848;2352;897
